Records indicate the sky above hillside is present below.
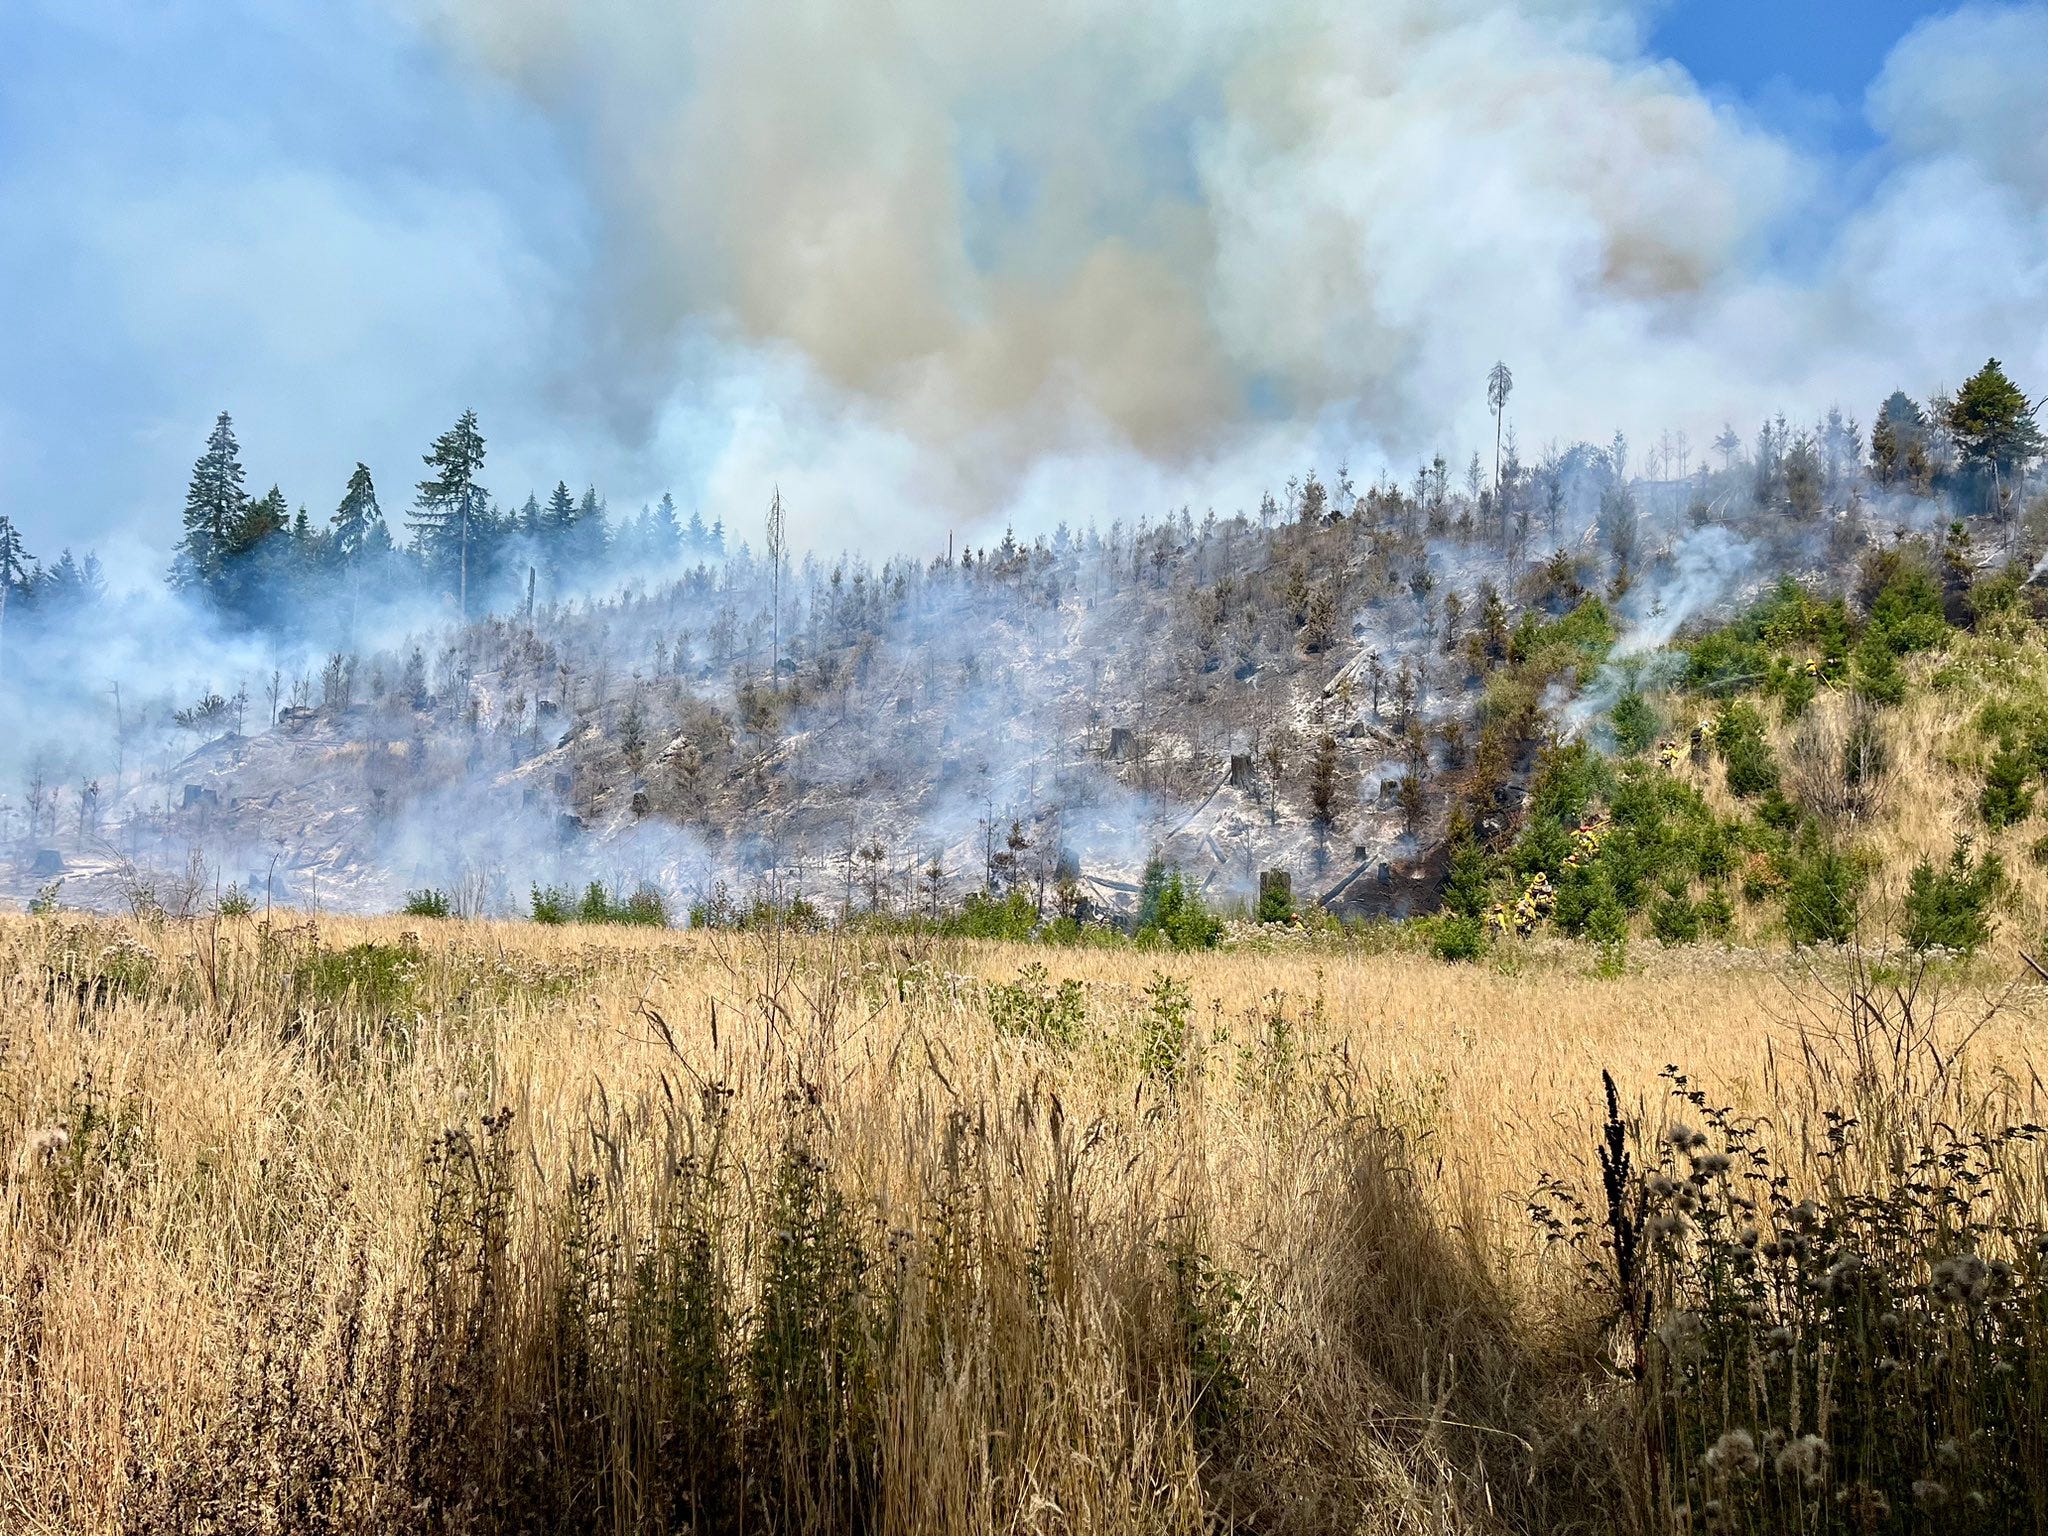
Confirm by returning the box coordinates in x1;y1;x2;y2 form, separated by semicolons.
1;0;2041;576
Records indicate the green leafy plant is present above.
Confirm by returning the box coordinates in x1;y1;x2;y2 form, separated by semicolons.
1902;838;2003;956
400;888;451;919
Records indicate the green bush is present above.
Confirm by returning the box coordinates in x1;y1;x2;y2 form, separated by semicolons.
1864;552;1949;654
290;942;422;1017
1135;857;1222;950
1981;738;2036;828
987;963;1086;1044
1610;690;1659;755
942;889;1040;941
1430;914;1485;962
1138;972;1194;1082
1649;894;1702;946
1440;833;1492;920
1715;700;1780;799
1253;880;1295;924
535;881;671;927
1851;635;1907;707
1902;839;2003;956
1781;832;1865;945
400;888;451;919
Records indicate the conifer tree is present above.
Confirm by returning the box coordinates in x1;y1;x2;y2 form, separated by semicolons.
332;464;385;645
541;481;577;587
0;514;32;679
576;486;608;572
1947;359;2041;512
331;464;384;562
174;411;248;599
653;492;682;561
411;409;487;618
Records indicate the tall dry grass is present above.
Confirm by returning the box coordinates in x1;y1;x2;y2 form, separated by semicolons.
1;914;2043;1533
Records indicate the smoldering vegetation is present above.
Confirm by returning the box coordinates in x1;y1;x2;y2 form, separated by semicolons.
5;369;2037;932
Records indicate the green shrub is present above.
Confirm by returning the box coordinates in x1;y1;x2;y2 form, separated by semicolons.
1865;552;1949;654
1715;700;1780;798
1781;832;1865;945
400;888;451;919
1430;914;1485;962
216;884;255;917
291;942;422;1017
1254;880;1295;924
1440;833;1492;920
987;963;1086;1044
1135;858;1222;950
1902;838;2003;956
942;889;1040;941
1610;690;1659;755
1649;894;1702;945
1139;972;1193;1083
1981;738;2036;828
1851;635;1907;707
535;881;671;927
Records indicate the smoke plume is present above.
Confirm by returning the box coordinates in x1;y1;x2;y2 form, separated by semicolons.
397;0;2048;541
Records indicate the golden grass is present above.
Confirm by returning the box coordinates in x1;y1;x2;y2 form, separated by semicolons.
2;913;2043;1533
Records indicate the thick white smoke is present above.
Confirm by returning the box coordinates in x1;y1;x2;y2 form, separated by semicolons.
398;0;2048;545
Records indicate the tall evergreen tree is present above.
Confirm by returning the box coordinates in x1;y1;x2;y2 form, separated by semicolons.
575;486;609;573
540;481;577;588
331;464;385;562
174;411;248;598
226;485;291;618
331;464;385;644
238;485;289;549
684;505;709;556
653;491;682;562
411;409;488;617
0;515;31;596
37;550;104;613
0;514;32;678
1947;359;2042;511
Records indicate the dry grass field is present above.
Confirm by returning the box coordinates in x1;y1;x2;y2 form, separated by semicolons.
3;913;2044;1534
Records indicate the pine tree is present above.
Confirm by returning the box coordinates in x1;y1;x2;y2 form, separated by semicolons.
0;515;31;597
0;514;33;678
575;486;608;573
411;409;488;617
331;464;384;563
238;485;289;550
1309;732;1343;847
39;549;103;612
220;484;291;618
174;411;248;598
1873;391;1929;489
1947;359;2041;513
538;481;576;588
653;492;682;561
684;505;708;556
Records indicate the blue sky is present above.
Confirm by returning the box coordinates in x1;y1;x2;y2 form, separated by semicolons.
1;0;2042;566
1654;0;1954;150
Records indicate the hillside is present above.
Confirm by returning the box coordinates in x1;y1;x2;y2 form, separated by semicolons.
4;394;2045;953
